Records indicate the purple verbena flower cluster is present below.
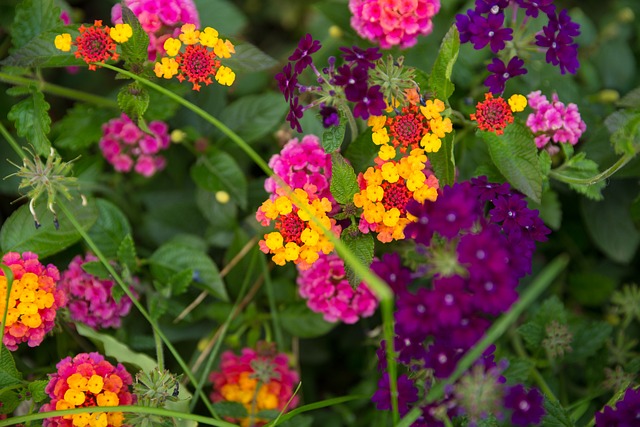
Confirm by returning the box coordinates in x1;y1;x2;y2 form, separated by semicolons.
371;177;550;425
595;387;640;427
275;35;386;132
456;1;580;94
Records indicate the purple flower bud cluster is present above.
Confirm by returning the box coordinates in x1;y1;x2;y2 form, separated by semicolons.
456;0;580;94
275;36;386;132
371;178;550;424
595;387;640;427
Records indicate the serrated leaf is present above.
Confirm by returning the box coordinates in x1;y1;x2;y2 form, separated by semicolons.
7;88;51;156
28;379;49;403
503;358;534;384
149;289;170;320
117;234;137;272
87;199;132;259
194;0;247;35
218;92;288;143
11;0;60;51
222;41;278;73
341;228;374;288
81;261;111;280
330;152;359;205
0;197;99;258
566;320;612;361
322;114;346;153
117;83;149;121
75;323;156;371
429;130;455;187
0;390;20;414
190;149;248;209
480;122;543;203
149;243;228;301
280;304;336;338
604;110;640;155
210;401;248;418
120;5;150;67
54;104;113;151
0;346;22;388
168;269;193;296
428;24;459;102
517;322;545;350
542;398;574;427
1;28;85;68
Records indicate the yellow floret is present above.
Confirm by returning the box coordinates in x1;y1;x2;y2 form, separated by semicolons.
54;33;72;51
109;23;132;43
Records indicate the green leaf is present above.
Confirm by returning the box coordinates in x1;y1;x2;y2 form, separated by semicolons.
542;398;575;427
120;4;150;68
81;261;111;280
117;82;149;121
314;1;354;35
0;197;99;258
190;149;248;209
552;152;606;200
210;401;248;418
149;289;170;320
617;86;640;108
503;358;534;385
518;296;568;350
428;24;460;102
28;379;49;403
222;41;278;73
581;180;640;263
0;346;22;388
341;227;374;288
54;104;114;151
1;28;86;69
480;122;543;203
566;320;612;361
322;112;346;153
117;234;138;272
168;268;193;296
218;92;288;143
7;88;51;156
75;323;156;371
278;415;314;427
567;272;616;307
280;304;336;338
604;110;640;156
0;390;20;414
194;0;248;36
429;130;455;187
343;128;376;173
11;0;60;51
87;199;132;259
530;188;562;230
516;322;545;350
330;152;360;205
149;242;228;301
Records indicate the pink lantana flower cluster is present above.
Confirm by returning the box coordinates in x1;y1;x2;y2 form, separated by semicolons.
526;90;587;154
265;135;334;203
59;253;135;330
0;252;66;351
41;352;134;427
209;346;299;426
99;113;171;177
297;253;378;324
349;0;441;49
111;0;200;60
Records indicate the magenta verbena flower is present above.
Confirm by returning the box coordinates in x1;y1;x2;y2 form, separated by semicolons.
525;90;587;154
348;0;441;49
296;252;378;324
99;113;171;177
59;253;135;329
111;0;200;61
504;384;546;426
264;134;334;202
596;387;640;427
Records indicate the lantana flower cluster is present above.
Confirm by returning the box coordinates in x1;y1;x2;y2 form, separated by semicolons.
209;346;299;427
153;23;236;90
353;149;439;243
276;34;387;132
41;352;134;427
99;113;171;177
54;21;132;70
456;1;581;93
368;97;452;158
526;90;587;154
59;253;135;330
471;92;527;135
0;252;65;351
372;177;551;424
348;0;442;49
111;0;200;60
296;252;379;324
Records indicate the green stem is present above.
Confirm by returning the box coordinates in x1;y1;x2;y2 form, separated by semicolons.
58;202;219;420
0;71;118;109
262;256;285;351
0;405;237;427
154;327;165;372
549;153;635;186
426;254;569;402
265;395;367;426
510;328;558;401
0;122;27;160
